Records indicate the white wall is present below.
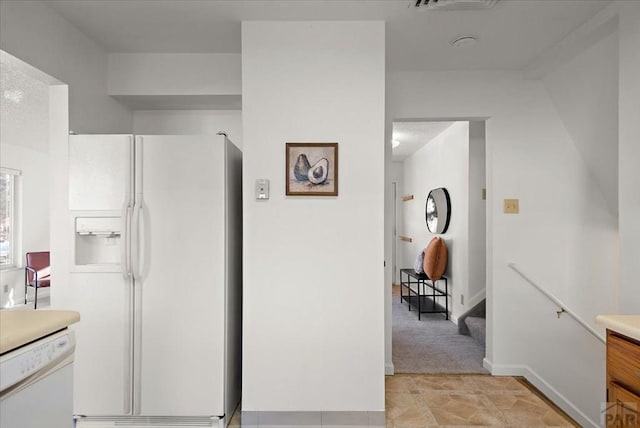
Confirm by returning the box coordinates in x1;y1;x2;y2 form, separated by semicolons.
108;53;241;96
389;161;403;285
121;54;244;147
387;69;617;426
242;21;385;413
0;0;132;133
386;160;404;374
618;1;640;314
468;121;486;305
108;53;242;112
542;31;618;214
133;110;242;149
48;85;71;311
401;122;469;320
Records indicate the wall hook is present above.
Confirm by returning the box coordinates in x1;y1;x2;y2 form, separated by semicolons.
556;308;566;319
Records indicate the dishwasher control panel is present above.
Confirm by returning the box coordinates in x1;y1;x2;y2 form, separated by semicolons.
0;329;75;393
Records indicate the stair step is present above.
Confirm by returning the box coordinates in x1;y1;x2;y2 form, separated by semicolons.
465;316;486;346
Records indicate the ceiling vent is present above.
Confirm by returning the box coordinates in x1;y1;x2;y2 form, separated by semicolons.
413;0;498;11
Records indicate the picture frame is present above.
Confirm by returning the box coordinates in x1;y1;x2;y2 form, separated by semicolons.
286;142;338;196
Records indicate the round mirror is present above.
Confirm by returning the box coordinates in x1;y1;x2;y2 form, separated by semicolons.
425;188;451;234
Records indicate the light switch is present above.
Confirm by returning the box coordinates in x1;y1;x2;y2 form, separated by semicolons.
504;198;519;214
256;179;269;200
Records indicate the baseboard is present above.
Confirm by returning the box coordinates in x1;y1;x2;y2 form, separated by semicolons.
485;361;598;428
385;362;395;375
482;357;493;373
240;411;385;427
467;289;486;311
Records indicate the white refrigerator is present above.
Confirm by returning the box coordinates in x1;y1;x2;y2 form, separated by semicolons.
62;134;242;427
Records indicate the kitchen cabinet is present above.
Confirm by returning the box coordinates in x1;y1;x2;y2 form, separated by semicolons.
605;329;640;427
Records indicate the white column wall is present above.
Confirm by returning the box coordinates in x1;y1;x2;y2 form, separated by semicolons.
242;21;385;412
467;121;487;307
48;84;70;310
389;161;404;287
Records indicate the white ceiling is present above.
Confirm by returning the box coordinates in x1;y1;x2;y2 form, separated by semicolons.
392;121;456;161
46;0;609;71
41;0;609;111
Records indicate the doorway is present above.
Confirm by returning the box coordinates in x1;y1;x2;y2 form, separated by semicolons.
0;50;68;309
390;119;487;374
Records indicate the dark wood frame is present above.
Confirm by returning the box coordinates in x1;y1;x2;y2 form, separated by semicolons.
285;142;338;196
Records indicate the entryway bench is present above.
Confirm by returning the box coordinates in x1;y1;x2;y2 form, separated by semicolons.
399;268;449;320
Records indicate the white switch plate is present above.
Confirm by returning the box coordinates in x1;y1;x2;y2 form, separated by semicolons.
256;179;270;200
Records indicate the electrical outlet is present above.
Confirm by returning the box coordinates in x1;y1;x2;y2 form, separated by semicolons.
482;188;486;200
460;294;464;305
504;198;519;214
2;284;8;293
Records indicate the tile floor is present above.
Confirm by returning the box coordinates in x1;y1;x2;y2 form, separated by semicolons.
384;374;577;427
228;374;578;427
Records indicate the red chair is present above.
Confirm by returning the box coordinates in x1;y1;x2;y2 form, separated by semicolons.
25;251;50;309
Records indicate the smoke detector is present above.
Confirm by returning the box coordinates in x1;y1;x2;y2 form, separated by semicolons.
412;0;498;11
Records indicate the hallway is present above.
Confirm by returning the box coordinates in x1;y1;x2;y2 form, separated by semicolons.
392;284;486;374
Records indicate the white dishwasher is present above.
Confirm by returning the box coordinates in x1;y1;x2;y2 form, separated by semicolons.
1;328;76;428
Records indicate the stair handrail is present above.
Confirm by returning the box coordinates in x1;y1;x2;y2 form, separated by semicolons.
508;263;605;344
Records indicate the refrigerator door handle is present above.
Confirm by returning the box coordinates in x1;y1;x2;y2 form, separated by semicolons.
123;287;133;415
121;201;132;279
131;202;141;281
137;204;146;280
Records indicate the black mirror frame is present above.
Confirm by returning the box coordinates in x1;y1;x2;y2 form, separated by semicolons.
425;187;451;234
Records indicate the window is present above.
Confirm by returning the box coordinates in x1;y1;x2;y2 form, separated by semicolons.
0;168;20;268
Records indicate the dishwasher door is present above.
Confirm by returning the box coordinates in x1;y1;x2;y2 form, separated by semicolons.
1;329;75;428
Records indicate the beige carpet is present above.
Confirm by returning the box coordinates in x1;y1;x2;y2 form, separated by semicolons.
392;285;488;374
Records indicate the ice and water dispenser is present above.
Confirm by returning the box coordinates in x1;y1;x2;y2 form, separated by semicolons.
73;216;121;268
68;134;132;271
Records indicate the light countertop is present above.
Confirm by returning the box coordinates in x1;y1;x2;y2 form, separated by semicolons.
0;310;80;354
596;314;640;342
